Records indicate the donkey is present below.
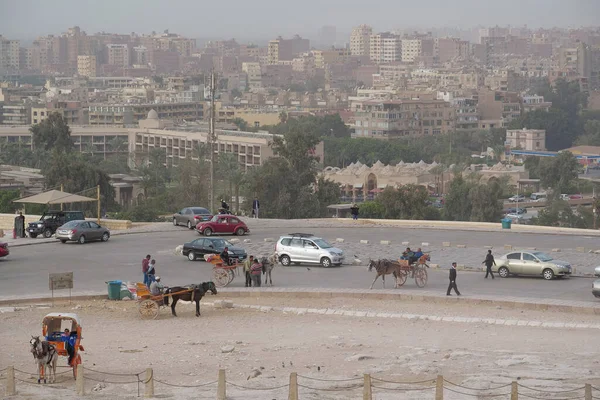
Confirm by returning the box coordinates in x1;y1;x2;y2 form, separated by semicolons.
166;282;217;317
261;253;278;287
368;259;403;289
29;336;57;384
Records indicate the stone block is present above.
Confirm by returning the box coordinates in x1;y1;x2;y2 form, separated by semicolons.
442;242;451;247
577;246;585;252
336;238;345;243
484;246;493;249
421;242;430;247
456;244;467;248
401;241;410;245
264;238;274;242
456;264;466;270
551;248;561;252
360;240;369;244
429;264;440;269
229;238;240;243
380;240;391;245
243;239;252;243
526;247;536;250
504;245;512;250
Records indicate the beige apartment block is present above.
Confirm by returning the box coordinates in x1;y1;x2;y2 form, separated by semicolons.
312;49;350;69
350;24;372;57
351;98;455;139
77;55;96;77
507;128;546;151
242;62;262;89
0;36;20;71
370;33;401;63
107;44;130;67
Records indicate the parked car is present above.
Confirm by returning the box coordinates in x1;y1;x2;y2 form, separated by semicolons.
55;220;111;244
182;237;247;262
0;242;9;258
27;210;85;238
569;194;584;200
195;215;249;236
530;192;547;202
275;233;344;268
508;194;525;202
504;207;527;215
493;251;572;280
505;213;524;220
593;267;600;298
173;207;212;229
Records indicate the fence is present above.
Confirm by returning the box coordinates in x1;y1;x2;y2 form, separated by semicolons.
1;365;598;399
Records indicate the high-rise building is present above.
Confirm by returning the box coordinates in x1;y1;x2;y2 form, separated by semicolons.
267;35;309;64
401;38;434;63
133;46;148;65
77;55;97;77
107;44;130;67
0;36;21;72
370;33;401;63
350;25;372;57
578;42;600;91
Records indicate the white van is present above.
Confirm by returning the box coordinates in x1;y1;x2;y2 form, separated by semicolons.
530;192;547;202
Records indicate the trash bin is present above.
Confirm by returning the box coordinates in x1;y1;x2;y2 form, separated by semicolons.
107;280;122;300
501;218;512;230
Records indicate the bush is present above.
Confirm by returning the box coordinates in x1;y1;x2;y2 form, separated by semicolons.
358;201;385;218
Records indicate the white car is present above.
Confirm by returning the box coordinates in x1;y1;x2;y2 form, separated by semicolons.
275;233;344;268
508;195;525;202
506;213;524;220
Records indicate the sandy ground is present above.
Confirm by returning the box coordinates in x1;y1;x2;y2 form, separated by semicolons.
1;296;600;399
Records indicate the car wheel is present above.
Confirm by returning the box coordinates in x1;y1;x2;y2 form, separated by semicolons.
321;257;332;268
187;221;193;229
203;228;213;236
78;235;86;244
43;229;53;238
594;294;600;298
188;252;196;261
236;227;245;236
101;232;110;242
543;268;554;280
498;266;509;278
30;233;37;239
280;255;291;266
60;239;67;244
173;218;177;226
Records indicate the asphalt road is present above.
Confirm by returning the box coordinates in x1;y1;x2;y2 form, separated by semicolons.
0;225;598;303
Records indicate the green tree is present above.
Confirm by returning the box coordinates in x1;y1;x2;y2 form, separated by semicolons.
30;113;73;152
139;148;170;198
232;118;250;131
217;153;245;212
0;190;21;213
314;177;341;217
357;201;385;218
468;182;503;222
538;152;579;194
443;174;473;221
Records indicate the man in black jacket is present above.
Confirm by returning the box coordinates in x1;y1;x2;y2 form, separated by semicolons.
447;262;461;296
482;249;496;279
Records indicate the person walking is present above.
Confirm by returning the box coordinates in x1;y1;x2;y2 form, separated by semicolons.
243;255;254;287
142;254;151;286
250;258;262;287
482;249;496;279
350;203;359;220
447;262;461;296
252;197;260;219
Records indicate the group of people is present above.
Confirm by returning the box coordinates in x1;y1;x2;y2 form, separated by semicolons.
400;247;424;264
218;197;260;218
141;254;165;295
243;255;264;287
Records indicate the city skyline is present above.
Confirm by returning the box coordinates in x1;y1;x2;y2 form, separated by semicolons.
1;0;599;42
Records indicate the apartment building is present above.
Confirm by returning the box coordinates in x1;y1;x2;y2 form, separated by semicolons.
522;95;551;113
1;103;31;125
312;48;350;69
351;98;455;139
478;89;522;129
267;36;310;64
106;44;130;67
507;128;546;151
436;38;470;63
350;25;372;57
242;62;262;89
0;36;20;72
31;101;88;125
77;55;97;77
370;33;402;63
89;102;203;126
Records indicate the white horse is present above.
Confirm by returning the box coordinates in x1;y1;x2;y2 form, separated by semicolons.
30;336;57;384
261;253;278;287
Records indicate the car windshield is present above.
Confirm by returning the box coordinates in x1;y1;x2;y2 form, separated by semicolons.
210;239;232;248
211;215;219;222
61;220;79;228
191;208;209;214
532;252;553;262
42;214;58;220
313;239;332;249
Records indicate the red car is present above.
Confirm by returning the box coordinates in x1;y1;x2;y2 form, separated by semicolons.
0;242;9;258
196;215;250;236
569;194;584;200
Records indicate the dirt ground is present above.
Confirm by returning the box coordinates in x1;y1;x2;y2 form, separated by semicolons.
2;296;600;399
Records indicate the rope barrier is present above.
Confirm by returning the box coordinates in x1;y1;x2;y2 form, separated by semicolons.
83;366;145;377
443;385;509;397
13;368;38;375
371;376;436;385
518;393;584;400
84;375;140;385
444;379;513;391
226;381;289;391
518;383;586;393
14;377;47;386
297;374;363;382
297;383;363;391
154;379;218;388
371;384;436;392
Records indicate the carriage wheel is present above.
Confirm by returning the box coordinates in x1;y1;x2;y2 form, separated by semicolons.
396;269;408;286
138;299;160;319
214;268;230;287
414;267;428;288
227;269;235;284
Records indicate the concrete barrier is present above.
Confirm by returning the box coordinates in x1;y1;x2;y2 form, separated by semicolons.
484;246;493;249
421;242;430;247
442;242;451;247
360;240;369;244
526;247;537;250
401;241;410;245
336;238;345;243
243;239;252;243
577;246;586;252
456;244;467;248
264;238;274;242
380;240;391;245
504;245;513;250
552;248;561;252
229;238;240;244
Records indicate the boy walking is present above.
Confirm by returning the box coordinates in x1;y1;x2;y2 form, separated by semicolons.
482;250;496;279
447;262;461;296
243;256;254;287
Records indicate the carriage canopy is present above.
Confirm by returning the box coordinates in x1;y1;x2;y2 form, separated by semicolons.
42;313;82;335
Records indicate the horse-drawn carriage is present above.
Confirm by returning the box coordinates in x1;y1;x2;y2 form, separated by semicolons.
40;313;84;379
368;254;430;289
136;282;217;319
205;254;240;287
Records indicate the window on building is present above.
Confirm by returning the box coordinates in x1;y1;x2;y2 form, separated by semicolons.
41;112;45;116
33;111;37;116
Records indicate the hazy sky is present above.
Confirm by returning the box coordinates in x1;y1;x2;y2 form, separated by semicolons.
1;0;599;42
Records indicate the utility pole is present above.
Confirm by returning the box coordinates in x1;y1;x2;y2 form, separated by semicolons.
208;71;217;213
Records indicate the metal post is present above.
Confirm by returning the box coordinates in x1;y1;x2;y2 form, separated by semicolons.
288;372;298;400
511;381;518;400
76;364;85;395
435;375;443;400
144;368;154;398
363;373;372;400
585;383;592;400
209;71;217;213
96;185;101;225
217;369;226;400
6;365;15;396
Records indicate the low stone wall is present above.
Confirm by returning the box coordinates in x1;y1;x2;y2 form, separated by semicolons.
0;213;132;234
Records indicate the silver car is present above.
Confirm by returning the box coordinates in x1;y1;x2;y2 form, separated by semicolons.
493;251;571;280
275;233;344;268
593;267;600;298
173;207;212;229
55;220;110;244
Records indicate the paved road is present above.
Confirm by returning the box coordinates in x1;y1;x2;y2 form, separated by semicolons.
0;225;598;303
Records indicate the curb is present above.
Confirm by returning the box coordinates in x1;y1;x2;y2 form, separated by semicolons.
4;229;178;248
2;288;599;315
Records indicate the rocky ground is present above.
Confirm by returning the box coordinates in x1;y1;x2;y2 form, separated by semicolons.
1;296;600;399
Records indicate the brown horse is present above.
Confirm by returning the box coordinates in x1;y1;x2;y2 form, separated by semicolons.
368;259;404;289
166;282;217;317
